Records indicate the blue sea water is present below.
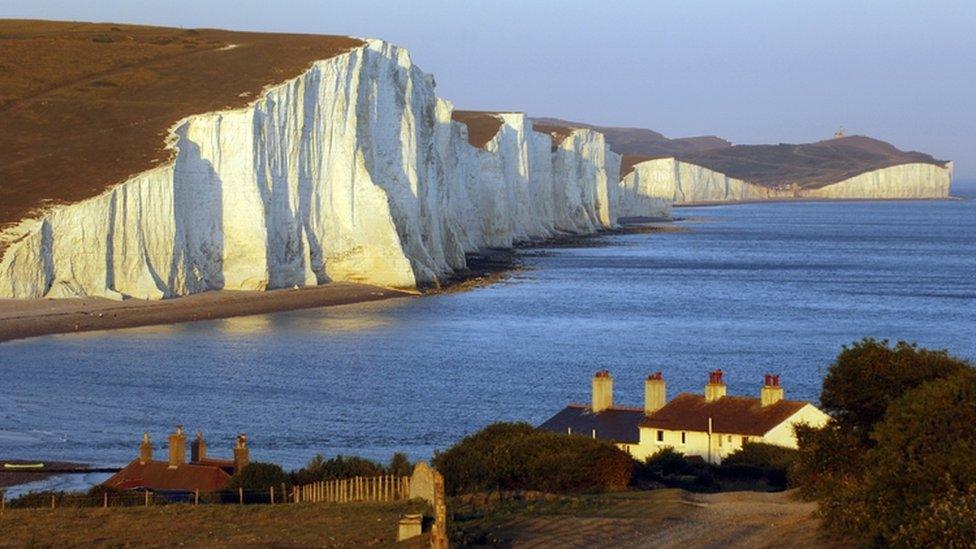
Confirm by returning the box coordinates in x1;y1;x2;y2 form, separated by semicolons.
0;196;973;477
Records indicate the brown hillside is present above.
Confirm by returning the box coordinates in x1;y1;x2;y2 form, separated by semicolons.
451;110;504;149
678;136;949;189
532;117;730;162
0;20;362;232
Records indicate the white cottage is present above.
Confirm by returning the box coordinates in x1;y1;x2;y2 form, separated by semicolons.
539;369;829;463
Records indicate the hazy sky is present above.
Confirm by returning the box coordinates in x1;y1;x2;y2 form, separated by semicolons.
6;0;975;178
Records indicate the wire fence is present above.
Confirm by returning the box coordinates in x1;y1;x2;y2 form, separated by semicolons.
2;474;414;510
3;483;293;510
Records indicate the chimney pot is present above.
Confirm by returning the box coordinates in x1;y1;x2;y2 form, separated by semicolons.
591;371;613;413
705;369;727;402
761;373;784;406
234;433;250;472
139;432;153;464
645;372;667;414
168;426;186;469
191;430;207;463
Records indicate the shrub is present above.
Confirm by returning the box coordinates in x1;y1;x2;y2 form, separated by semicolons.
225;462;289;492
632;447;698;486
862;369;976;541
820;338;965;443
792;421;866;500
797;341;975;544
722;442;798;488
892;484;976;548
290;453;414;486
433;422;633;496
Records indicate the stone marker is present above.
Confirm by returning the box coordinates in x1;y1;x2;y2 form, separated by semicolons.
408;461;436;505
397;514;423;542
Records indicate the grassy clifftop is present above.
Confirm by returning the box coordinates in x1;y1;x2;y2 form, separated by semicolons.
0;20;362;231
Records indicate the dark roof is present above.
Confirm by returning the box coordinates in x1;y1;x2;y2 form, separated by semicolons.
538;404;644;444
639;393;808;436
103;459;232;492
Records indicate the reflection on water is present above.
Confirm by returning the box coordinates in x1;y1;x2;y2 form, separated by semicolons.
1;199;974;477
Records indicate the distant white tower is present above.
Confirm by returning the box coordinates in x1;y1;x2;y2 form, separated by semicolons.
834;126;845;139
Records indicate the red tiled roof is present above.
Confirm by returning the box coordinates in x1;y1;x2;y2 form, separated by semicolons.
639;393;808;436
103;460;232;492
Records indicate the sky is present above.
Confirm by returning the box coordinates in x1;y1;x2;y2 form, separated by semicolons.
5;0;975;178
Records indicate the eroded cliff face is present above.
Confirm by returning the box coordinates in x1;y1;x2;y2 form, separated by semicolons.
616;159;677;219
667;159;952;205
0;40;621;299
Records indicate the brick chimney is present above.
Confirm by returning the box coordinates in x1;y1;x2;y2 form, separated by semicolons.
705;369;727;402
761;374;784;406
234;434;250;472
167;425;186;469
592;370;613;413
191;431;207;463
644;372;666;414
139;432;153;464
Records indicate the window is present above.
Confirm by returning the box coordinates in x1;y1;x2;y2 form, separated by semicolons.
656;430;664;442
727;435;732;443
681;432;686;445
741;436;746;445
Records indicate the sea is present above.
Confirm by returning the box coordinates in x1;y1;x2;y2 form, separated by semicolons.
1;187;974;494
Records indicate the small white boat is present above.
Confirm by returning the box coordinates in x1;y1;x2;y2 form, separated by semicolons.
3;463;44;470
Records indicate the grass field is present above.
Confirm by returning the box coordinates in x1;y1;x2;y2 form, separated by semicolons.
0;500;429;547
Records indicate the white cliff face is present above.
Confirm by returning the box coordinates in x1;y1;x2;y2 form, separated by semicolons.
616;160;677;219
667;158;952;205
667;159;788;204
0;40;622;299
801;162;952;200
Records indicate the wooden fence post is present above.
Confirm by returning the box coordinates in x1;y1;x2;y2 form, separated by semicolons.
51;495;55;509
103;492;108;508
144;491;149;507
239;488;244;505
195;489;199;506
1;490;5;513
270;486;275;505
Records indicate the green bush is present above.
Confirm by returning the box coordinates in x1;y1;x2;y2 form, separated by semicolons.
433;422;633;496
892;484;976;548
820;338;965;443
722;442;798;488
225;462;290;492
795;340;975;545
862;369;976;541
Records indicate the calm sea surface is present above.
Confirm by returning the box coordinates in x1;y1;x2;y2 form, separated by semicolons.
1;196;974;483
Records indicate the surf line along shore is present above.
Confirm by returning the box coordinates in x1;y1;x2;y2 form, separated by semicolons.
0;221;677;343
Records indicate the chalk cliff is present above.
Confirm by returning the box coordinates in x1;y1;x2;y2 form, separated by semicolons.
662;159;952;205
616;159;677;219
0;40;621;299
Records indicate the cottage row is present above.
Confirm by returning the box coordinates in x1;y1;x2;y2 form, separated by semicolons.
103;427;250;492
539;370;829;462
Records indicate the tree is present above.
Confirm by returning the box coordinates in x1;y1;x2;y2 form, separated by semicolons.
387;452;413;477
292;454;385;485
820;338;966;443
862;369;976;541
226;462;289;492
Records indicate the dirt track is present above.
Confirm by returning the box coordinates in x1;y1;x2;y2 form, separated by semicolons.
485;490;843;548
